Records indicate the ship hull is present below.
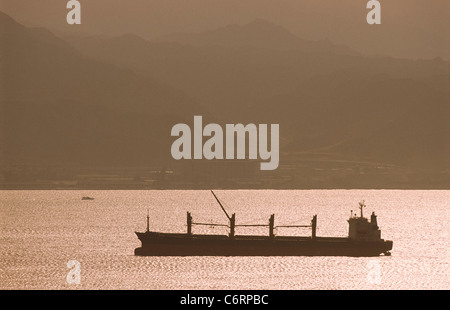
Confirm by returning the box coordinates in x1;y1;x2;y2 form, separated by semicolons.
134;232;393;257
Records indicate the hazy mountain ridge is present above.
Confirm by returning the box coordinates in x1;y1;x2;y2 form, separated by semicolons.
65;21;449;112
64;20;449;171
1;11;448;188
0;11;206;166
155;18;358;56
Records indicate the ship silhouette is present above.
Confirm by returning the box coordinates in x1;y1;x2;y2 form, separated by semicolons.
135;191;393;257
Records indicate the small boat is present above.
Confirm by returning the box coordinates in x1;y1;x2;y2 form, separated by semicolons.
82;196;94;200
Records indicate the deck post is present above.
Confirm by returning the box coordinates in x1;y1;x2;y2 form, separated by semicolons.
229;213;236;239
269;214;275;239
311;214;317;240
146;209;150;233
187;212;192;237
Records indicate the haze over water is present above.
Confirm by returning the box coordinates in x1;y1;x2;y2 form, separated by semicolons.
0;190;448;290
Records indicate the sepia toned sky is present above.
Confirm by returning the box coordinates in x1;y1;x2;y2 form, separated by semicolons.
0;0;449;60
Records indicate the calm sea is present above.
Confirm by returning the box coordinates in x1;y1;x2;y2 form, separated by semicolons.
0;190;448;290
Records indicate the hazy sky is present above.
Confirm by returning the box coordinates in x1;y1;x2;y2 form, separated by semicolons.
1;0;449;59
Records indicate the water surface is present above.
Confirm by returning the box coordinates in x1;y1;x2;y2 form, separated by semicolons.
0;190;448;289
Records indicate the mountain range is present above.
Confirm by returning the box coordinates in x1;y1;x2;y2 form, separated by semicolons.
1;11;206;166
1;11;448;187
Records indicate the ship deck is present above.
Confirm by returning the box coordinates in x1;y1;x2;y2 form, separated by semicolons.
134;231;392;257
136;231;350;242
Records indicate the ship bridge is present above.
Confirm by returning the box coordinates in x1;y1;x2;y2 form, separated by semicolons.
348;201;382;241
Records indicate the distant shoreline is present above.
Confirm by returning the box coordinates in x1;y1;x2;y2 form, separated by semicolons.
1;184;448;190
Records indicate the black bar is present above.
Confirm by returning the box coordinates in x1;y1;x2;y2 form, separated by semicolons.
0;290;443;308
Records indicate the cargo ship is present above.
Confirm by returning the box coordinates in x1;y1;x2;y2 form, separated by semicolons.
134;191;393;257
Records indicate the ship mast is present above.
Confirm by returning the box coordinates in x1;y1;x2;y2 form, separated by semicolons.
146;208;150;232
359;201;365;218
211;190;231;221
211;190;236;238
